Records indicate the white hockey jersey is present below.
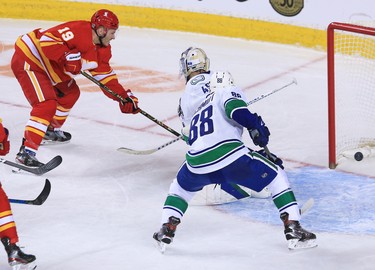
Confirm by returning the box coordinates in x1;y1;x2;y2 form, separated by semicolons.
185;85;250;174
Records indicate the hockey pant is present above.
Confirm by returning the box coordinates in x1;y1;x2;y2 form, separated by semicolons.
11;53;80;151
160;153;300;224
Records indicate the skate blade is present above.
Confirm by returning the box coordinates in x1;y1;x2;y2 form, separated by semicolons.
11;261;37;270
158;242;167;254
154;239;167;254
41;140;70;146
12;168;22;174
288;239;317;250
11;168;37;175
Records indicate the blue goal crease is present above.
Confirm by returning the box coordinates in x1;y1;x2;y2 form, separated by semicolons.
214;166;375;235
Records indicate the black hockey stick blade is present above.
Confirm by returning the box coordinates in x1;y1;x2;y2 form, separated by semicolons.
1;155;62;175
34;155;63;175
9;179;51;205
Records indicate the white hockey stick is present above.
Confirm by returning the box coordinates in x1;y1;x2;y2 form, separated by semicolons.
119;79;297;155
246;78;297;106
118;136;182;155
300;197;314;215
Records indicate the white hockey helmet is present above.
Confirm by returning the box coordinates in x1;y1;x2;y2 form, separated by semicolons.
179;47;210;79
210;71;235;91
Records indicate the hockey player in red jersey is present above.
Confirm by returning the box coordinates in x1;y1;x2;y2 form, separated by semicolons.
0;119;36;269
11;9;140;167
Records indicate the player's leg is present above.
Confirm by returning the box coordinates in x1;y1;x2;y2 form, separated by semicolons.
268;170;317;249
11;53;57;166
221;153;317;249
153;162;207;245
43;80;80;144
0;185;36;267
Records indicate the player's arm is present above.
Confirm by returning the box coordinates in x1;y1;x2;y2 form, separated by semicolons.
39;32;70;61
90;47;140;114
224;91;280;166
39;26;82;75
225;98;270;147
102;75;140;114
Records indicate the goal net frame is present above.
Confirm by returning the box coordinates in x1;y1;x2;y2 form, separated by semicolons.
327;22;375;169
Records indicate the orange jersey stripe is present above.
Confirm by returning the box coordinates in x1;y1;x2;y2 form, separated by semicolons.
0;222;16;233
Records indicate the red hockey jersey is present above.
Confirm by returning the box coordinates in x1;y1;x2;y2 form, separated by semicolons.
14;20;126;99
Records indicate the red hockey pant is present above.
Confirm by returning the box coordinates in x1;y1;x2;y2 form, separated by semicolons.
11;53;80;151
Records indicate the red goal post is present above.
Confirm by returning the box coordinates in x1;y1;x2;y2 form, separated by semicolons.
327;22;375;169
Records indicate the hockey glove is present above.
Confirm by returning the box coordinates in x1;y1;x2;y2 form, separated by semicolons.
0;123;10;156
64;50;82;75
256;149;284;169
119;90;140;114
248;114;270;147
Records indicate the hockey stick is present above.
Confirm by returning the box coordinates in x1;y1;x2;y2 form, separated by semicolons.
119;79;298;155
263;146;272;158
0;156;62;175
9;179;51;205
300;197;314;215
118;136;182;155
80;71;180;137
246;78;297;106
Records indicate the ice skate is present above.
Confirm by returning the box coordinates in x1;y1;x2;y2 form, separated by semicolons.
153;216;180;253
15;146;43;168
280;212;317;250
42;128;71;145
1;238;36;270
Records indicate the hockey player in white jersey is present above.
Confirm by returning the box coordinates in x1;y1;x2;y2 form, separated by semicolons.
153;71;317;251
177;47;270;201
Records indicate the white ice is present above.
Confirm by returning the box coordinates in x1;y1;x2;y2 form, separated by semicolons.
0;19;374;270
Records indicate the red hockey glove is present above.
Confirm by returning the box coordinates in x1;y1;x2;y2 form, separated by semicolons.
64;50;82;75
119;90;140;114
0;124;10;156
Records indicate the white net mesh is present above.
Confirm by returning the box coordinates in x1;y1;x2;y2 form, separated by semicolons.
333;23;375;160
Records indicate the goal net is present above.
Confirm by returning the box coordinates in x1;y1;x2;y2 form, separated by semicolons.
327;22;375;169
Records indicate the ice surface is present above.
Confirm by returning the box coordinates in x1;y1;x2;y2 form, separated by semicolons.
0;19;374;270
